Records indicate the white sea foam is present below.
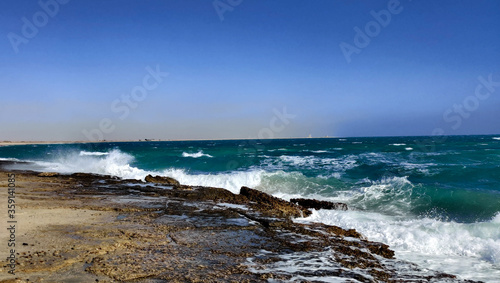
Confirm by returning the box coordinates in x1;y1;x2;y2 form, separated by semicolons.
254;174;500;281
400;162;435;175
181;151;213;158
0;157;21;161
247;249;370;282
36;149;147;180
317;172;342;180
79;151;109;156
359;152;393;165
279;155;316;166
277;155;358;175
159;168;265;193
350;176;417;215
27;149;263;193
295;210;500;282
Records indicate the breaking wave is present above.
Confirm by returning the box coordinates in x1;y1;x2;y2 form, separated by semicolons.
79;151;109;156
182;151;213;158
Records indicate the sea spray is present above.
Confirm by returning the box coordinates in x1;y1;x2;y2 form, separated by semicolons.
181;150;213;158
295;209;500;282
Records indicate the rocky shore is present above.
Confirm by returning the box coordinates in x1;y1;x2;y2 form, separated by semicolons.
0;161;481;282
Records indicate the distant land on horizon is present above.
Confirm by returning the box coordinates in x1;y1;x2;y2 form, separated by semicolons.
2;133;500;147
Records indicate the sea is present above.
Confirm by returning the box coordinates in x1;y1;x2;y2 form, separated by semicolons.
1;135;499;282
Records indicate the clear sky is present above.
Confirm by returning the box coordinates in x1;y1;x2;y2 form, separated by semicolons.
1;0;499;141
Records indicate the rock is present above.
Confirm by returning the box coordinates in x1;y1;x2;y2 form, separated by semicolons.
290;198;348;211
176;185;193;191
38;172;59;177
240;186;311;218
366;242;395;259
173;186;247;204
145;174;180;186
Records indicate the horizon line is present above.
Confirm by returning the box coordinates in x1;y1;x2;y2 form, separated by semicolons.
1;133;499;146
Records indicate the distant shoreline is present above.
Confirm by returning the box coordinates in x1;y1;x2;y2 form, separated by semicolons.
0;137;335;147
1;134;499;147
0;140;137;146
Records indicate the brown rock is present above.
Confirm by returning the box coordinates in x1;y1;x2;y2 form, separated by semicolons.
38;172;59;177
144;174;180;186
174;186;247;204
240;186;311;218
366;242;395;259
290;198;348;211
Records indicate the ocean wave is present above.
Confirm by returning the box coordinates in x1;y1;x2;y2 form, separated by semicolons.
79;151;109;156
277;155;358;173
279;155;315;166
400;162;434;175
23;148;266;193
358;152;394;165
295;210;500;282
491;212;500;223
349;176;419;215
34;149;147;180
160;168;266;193
0;157;21;161
181;151;213;158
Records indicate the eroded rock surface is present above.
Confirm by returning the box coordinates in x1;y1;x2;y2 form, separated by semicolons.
144;174;180;186
240;186;311;218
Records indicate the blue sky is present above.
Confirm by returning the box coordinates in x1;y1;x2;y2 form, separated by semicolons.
1;0;499;140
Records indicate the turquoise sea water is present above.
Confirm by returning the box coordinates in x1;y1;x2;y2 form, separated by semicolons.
1;135;500;281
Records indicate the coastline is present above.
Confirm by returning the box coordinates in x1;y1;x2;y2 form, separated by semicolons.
0;137;335;147
2;134;499;147
0;140;139;147
0;161;481;282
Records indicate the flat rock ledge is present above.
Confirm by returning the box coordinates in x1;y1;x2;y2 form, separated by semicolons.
0;164;482;282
